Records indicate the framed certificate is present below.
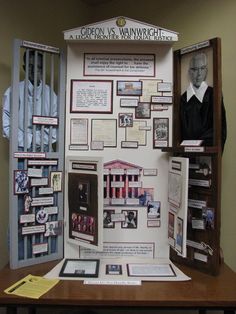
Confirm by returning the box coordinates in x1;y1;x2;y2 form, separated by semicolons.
59;259;100;278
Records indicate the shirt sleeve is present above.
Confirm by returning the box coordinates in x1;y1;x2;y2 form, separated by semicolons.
2;87;11;139
51;90;58;143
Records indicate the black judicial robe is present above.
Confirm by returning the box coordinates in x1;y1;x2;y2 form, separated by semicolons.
180;86;227;150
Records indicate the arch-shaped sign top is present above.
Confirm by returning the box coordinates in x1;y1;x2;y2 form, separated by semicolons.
63;16;178;43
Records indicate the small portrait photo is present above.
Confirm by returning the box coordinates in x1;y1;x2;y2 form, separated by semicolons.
50;171;62;192
175;217;183;253
78;181;89;204
103;210;115;228
117;81;142;96
106;264;122;275
14;170;29;194
168;212;175;239
121;210;137;229
24;194;32;212
45;220;62;237
147;201;161;219
119;113;133;127
195;156;212;176
135;102;151;119
202;207;215;229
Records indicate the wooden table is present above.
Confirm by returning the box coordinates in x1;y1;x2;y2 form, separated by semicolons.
0;260;235;314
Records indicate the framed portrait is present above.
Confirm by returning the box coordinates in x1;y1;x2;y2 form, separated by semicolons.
103;209;115;229
135;102;151;119
121;210;138;229
173;38;224;148
175;217;183;254
14;170;29;195
168;211;175;239
153;118;169;148
50;171;62;192
118;113;133;127
59;259;100;278
70;79;113;113
117;81;142;96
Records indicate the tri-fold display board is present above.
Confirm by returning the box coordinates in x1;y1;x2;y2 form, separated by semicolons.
8;17;223;277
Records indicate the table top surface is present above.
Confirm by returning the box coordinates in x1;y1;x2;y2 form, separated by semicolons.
0;260;236;308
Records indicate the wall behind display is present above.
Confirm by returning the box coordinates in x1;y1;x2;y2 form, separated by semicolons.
0;0;235;272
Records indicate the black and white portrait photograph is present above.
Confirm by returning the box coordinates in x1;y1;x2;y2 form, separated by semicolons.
179;47;226;149
119;113;133;127
14;170;29;194
121;210;137;229
135;102;151;119
153;117;169;148
78;182;89;204
103;210;115;228
50;171;62;192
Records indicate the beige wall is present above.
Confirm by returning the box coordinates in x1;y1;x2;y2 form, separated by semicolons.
0;0;235;272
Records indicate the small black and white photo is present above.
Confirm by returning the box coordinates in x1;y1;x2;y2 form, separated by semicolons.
121;210;137;229
135;102;151;119
78;181;89;204
50;171;62;192
153;117;169;147
106;264;122;275
24;194;32;212
103;210;115;228
119;113;133;127
202;207;215;229
14;170;29;194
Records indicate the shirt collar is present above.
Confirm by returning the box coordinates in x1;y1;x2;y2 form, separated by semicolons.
28;80;42;98
186;81;208;103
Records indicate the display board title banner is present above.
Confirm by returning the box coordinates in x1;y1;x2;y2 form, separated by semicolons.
64;16;178;43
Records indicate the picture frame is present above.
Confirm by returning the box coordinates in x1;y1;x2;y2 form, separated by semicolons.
153;118;169;148
14;170;29;195
173;39;223;148
117;81;142;96
70;79;113;113
50;171;62;192
59;259;100;278
106;264;122;275
118;113;133;127
175;217;184;254
121;210;138;229
103;209;115;228
127;263;176;277
135;102;151;119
